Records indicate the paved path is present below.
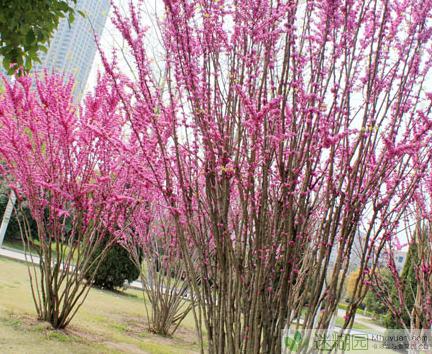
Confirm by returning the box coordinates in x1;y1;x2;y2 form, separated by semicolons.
337;308;386;335
355;313;386;334
0;247;33;263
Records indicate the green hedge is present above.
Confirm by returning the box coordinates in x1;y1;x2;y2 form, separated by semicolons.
86;239;140;290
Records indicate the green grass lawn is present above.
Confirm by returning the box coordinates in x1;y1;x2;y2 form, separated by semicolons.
335;317;374;332
361;317;385;327
0;257;200;353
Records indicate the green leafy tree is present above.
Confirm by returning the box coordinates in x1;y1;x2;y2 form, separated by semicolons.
345;269;368;302
0;0;80;73
364;269;393;321
384;245;418;329
367;246;418;329
86;238;141;291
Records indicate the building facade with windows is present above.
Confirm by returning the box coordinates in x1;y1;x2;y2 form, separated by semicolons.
33;0;110;100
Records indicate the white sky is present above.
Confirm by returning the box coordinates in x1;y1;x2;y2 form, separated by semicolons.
85;0;163;94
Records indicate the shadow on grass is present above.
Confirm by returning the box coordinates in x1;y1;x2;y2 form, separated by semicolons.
92;286;141;300
0;311;80;343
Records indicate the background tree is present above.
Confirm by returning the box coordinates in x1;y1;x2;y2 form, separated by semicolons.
345;270;364;303
367;232;429;351
0;0;79;73
364;270;392;320
383;244;418;329
86;237;140;291
369;218;432;331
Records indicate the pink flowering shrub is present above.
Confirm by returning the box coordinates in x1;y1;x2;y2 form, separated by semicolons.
120;201;193;336
0;74;134;329
96;0;432;352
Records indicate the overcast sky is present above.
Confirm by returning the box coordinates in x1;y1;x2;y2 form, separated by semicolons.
86;0;163;93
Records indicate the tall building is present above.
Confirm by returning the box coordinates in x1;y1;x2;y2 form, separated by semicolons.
34;0;110;100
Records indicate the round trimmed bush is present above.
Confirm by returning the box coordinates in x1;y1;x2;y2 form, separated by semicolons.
87;239;140;290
